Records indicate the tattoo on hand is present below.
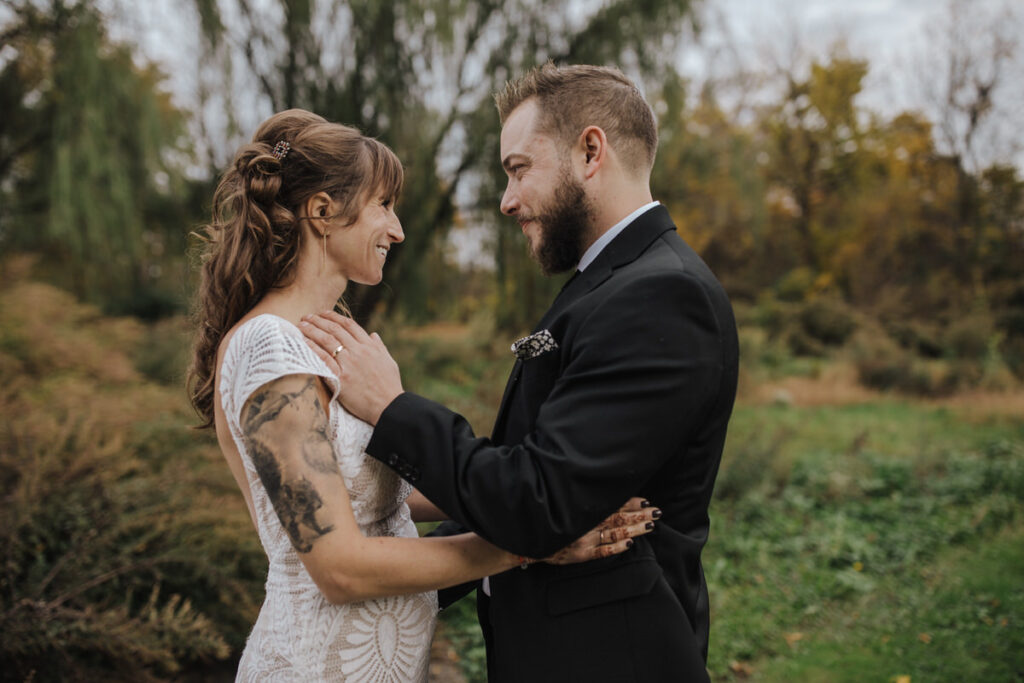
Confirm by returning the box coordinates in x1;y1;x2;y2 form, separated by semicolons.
242;378;339;553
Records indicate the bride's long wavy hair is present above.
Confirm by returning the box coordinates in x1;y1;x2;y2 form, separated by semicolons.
188;109;403;428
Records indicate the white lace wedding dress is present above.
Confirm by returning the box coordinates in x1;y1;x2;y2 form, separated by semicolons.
219;314;437;682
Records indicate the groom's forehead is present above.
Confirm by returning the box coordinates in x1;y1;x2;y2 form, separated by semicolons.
501;111;562;168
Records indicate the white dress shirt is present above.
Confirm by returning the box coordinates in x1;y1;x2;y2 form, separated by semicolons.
577;201;661;272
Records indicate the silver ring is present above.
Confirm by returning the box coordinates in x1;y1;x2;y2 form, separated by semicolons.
599;530;606;545
331;344;344;358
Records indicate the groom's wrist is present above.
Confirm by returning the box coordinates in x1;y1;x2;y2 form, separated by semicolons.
368;389;402;426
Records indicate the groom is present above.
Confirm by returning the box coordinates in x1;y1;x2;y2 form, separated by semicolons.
304;63;738;682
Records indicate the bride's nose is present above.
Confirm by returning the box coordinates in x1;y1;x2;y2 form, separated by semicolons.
389;217;405;244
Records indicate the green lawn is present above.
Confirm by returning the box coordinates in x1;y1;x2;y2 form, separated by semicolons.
747;523;1024;682
706;401;1024;681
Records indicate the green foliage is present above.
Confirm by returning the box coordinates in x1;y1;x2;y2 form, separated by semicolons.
0;263;265;681
707;403;1024;680
0;1;196;310
438;595;489;682
798;298;858;347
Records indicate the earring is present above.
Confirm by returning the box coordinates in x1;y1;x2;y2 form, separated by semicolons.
321;229;329;272
321;229;330;273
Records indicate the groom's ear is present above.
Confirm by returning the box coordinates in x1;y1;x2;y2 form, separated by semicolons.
579;126;607;179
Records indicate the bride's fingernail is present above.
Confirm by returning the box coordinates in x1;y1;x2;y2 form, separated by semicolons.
652;509;662;519
640;499;652;508
625;539;634;548
645;522;654;530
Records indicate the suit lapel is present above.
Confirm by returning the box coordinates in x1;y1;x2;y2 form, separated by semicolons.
491;205;677;440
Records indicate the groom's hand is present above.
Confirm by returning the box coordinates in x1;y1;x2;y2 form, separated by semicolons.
300;312;403;425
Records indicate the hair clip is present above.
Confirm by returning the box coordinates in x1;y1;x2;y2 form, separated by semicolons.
272;141;291;160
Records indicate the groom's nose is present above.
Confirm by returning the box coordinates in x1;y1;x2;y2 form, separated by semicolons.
500;184;519;216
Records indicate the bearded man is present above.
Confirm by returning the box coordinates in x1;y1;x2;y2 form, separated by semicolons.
303;62;739;682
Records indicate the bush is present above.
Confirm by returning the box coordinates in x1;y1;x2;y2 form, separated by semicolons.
775;267;816;302
849;329;955;396
886;319;945;358
798;297;858;346
0;277;264;681
944;312;996;360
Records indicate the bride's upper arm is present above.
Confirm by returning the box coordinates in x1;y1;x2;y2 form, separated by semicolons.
239;373;360;599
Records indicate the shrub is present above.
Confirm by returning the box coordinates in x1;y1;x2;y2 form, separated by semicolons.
886;319;945;358
776;267;816;302
0;277;264;681
849;329;955;396
798;297;858;346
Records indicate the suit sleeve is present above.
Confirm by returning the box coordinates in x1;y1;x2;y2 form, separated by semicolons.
367;270;728;558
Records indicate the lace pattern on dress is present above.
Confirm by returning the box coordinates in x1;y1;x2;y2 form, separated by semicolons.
220;314;435;682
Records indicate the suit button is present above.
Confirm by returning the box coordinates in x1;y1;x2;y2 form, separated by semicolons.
387;453;399;466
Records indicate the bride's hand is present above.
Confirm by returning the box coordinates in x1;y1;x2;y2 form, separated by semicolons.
540;497;659;565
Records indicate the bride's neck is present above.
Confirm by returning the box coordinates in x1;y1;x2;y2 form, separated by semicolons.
256;263;348;327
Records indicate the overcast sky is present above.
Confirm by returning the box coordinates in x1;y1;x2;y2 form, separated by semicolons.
70;0;1021;173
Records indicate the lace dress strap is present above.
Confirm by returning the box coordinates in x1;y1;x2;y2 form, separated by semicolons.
220;314;339;431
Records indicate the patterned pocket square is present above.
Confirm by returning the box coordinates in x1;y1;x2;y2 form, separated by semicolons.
511;329;559;360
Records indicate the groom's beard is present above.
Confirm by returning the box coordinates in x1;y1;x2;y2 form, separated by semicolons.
529;170;594;275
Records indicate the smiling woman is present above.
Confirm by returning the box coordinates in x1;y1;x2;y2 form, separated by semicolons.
184;108;658;681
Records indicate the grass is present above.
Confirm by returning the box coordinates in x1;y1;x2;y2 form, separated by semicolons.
748;522;1024;682
707;402;1024;681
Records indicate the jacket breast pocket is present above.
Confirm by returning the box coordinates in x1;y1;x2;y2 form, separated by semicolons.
544;556;662;616
519;349;562;404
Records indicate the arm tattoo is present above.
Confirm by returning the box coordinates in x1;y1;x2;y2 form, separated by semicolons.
242;378;340;553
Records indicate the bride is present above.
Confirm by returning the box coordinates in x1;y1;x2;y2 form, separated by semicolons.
187;109;655;681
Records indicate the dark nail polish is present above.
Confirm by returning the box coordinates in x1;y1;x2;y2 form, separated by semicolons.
645;522;654;530
625;539;633;548
640;499;652;508
652;509;662;519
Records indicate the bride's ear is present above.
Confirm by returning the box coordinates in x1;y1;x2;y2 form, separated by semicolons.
303;192;334;231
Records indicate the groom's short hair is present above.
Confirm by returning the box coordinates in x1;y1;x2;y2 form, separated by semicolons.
495;62;658;174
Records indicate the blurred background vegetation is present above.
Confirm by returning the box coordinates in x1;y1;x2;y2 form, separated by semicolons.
1;0;1021;680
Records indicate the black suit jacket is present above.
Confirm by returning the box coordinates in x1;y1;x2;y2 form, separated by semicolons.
366;206;738;682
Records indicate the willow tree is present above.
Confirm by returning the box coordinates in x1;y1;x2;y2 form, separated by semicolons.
189;0;702;329
0;0;191;313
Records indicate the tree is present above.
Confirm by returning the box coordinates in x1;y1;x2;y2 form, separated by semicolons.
0;0;193;312
187;0;702;329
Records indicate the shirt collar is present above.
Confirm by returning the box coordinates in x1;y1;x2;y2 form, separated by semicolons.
577;201;661;272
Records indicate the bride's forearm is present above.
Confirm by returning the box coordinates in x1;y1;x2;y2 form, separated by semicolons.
313;533;519;605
